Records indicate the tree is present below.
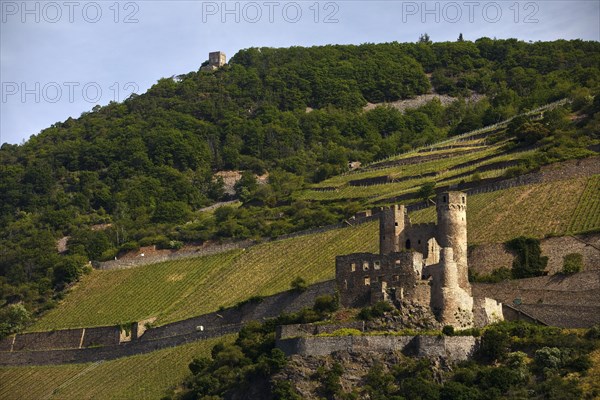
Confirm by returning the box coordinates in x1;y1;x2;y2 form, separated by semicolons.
419;33;432;44
234;171;259;203
458;33;464;42
418;182;436;202
506;237;548;279
151;201;191;224
0;304;31;339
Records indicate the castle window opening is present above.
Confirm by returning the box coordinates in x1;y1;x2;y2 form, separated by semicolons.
443;196;447;202
351;263;356;272
418;239;421;244
364;276;370;285
363;261;369;271
462;196;465;204
395;222;398;226
374;261;381;270
405;239;411;249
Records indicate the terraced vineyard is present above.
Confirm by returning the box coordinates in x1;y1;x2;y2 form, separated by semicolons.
568;175;600;234
30;222;379;330
30;170;600;332
0;335;235;400
410;176;595;244
300;142;538;203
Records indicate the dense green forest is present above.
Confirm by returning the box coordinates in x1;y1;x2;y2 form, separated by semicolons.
1;38;599;334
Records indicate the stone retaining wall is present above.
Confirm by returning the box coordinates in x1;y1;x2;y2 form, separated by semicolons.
0;281;336;366
468;234;600;276
277;335;478;362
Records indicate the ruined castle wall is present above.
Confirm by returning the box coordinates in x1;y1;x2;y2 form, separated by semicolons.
473;297;503;327
336;253;422;308
517;304;600;328
379;206;406;254
404;223;437;261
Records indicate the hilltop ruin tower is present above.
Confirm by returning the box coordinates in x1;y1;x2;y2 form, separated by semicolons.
201;51;226;71
337;191;502;328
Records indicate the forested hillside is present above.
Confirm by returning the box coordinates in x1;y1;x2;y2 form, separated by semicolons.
1;39;599;334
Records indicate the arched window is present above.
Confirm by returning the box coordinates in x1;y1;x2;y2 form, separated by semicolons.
405;239;411;249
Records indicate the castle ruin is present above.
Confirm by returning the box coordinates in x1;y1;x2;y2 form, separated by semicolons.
201;51;227;71
336;191;502;328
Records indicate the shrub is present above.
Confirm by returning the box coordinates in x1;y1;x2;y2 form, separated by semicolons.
479;327;510;361
442;325;455;336
271;380;302;400
328;328;362;336
313;295;338;314
118;241;140;254
585;324;600;340
562;253;583;274
358;301;394;321
290;276;308;292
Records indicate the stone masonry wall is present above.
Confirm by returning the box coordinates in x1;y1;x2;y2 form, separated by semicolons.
0;281;336;366
277;335;478;362
336;252;423;308
469;234;600;275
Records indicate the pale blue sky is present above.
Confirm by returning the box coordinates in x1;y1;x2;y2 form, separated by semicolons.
1;0;599;145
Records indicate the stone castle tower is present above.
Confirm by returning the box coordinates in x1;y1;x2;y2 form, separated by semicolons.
436;192;469;293
201;51;227;71
336;191;502;328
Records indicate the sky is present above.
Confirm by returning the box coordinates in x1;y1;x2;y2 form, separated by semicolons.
1;0;599;145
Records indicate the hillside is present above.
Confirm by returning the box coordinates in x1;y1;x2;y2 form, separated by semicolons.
1;39;600;400
1;39;600;328
28;155;599;331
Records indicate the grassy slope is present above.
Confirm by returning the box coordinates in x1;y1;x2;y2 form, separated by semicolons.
31;172;599;331
0;335;235;400
31;222;379;330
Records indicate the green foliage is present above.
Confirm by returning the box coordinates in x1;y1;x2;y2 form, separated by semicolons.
2;38;600;337
442;325;455;336
314;362;344;399
313;295;339;314
180;295;336;399
0;304;31;339
562;253;583;275
271;380;302;400
470;267;512;283
480;327;511;361
506;236;548;279
290;276;308;292
152;201;191;224
358;301;394;321
418;182;436;202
